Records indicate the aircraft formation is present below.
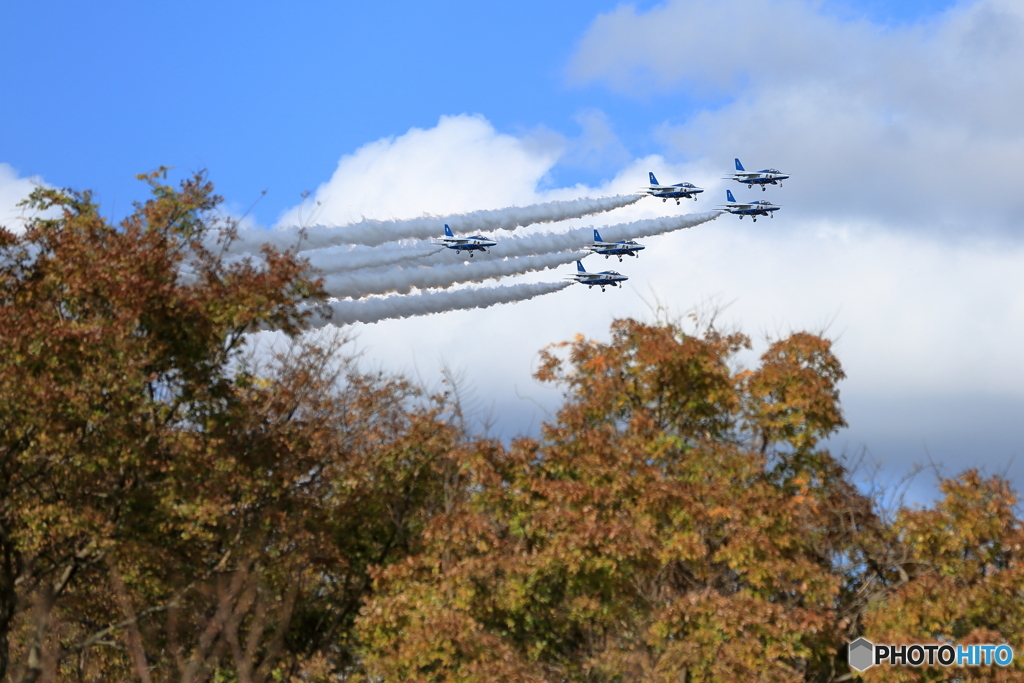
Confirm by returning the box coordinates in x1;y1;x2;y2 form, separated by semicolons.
433;157;790;292
226;157;791;326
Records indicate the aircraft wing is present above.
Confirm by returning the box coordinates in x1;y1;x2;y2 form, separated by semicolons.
726;171;761;178
441;237;473;245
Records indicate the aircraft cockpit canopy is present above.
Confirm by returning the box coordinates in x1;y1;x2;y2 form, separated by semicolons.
760;169;782;174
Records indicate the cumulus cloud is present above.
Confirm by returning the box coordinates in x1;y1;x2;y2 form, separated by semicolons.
275;114;565;228
567;0;1024;235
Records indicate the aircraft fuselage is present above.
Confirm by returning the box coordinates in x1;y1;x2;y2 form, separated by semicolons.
588;241;645;260
723;202;780;222
570;273;628;291
437;235;497;256
724;160;790;191
645;184;703;203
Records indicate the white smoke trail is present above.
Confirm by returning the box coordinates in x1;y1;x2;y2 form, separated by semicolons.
228;194;642;253
603;210;724;241
310;281;572;328
314;210;722;283
303;242;443;273
321;250;586;300
479;210;724;260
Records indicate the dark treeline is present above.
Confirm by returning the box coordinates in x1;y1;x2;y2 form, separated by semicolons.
1;174;1021;682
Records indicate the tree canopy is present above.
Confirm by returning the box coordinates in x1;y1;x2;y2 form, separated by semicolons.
0;173;1020;682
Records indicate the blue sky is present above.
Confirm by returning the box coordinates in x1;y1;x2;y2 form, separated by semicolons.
3;0;957;223
3;0;1021;502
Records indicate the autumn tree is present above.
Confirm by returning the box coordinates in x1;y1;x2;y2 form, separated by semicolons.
858;471;1024;682
356;315;1024;683
0;171;460;682
355;319;875;682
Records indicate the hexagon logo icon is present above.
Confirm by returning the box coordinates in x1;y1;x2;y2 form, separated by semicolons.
849;638;875;672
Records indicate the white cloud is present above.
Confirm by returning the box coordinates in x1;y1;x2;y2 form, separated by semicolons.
557;109;632;173
0;163;47;233
567;0;861;96
567;0;1024;235
275;114;564;228
568;0;1024;113
655;218;1024;397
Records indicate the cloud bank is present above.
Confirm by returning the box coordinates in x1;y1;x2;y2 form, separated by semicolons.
568;0;1024;235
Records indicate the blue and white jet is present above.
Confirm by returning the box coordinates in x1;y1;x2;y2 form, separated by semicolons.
641;172;703;203
566;260;628;292
586;229;645;262
723;159;789;191
719;189;780;222
434;224;496;257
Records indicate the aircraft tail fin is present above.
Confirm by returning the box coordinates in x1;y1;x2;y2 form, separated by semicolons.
734;158;745;172
593;229;603;243
576;260;586;272
649;172;659;185
444;224;453;237
726;189;736;203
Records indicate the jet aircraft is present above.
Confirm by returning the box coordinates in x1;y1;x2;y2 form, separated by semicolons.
723;159;789;191
566;260;628;292
641;172;703;203
434;224;496;256
719;190;780;222
586;229;645;261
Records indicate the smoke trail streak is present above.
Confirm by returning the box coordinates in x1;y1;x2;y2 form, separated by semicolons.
321;251;587;300
311;210;722;281
229;194;642;253
310;281;572;327
479;210;724;260
304;242;443;273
